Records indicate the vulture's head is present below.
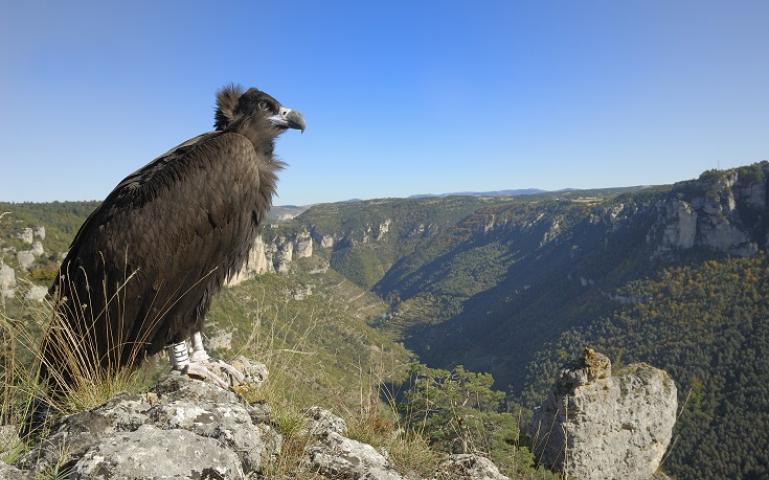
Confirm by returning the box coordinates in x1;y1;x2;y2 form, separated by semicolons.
214;85;305;135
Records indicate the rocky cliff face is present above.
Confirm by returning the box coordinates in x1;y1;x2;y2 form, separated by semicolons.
530;349;677;480
651;168;768;257
227;229;315;286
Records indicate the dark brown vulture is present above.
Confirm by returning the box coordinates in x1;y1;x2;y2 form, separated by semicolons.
42;85;305;390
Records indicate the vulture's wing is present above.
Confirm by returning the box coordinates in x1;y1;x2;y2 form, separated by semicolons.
56;131;264;354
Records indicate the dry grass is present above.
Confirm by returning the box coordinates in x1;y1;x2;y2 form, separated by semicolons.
0;271;161;462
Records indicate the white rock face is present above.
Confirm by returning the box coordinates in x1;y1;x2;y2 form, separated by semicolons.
531;349;677;480
0;262;16;299
16;228;33;244
655;170;768;256
320;234;335;249
33;226;45;241
228;236;274;286
275;237;293;273
698;214;756;255
294;230;313;258
24;286;47;302
16;251;35;271
540;217;562;246
739;180;767;209
376;219;392;240
30;241;44;257
228;230;317;286
661;200;697;249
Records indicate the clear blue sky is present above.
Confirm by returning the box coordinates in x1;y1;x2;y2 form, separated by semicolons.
1;1;768;205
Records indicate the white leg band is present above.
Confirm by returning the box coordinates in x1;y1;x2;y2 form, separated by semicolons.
167;341;190;370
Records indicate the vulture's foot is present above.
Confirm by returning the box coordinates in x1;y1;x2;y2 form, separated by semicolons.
185;359;246;390
166;335;265;391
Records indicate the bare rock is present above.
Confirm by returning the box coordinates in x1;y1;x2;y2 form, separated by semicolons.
33;226;45;241
24;285;48;302
0;460;30;480
436;454;510;480
72;425;245;479
305;406;347;436
229;355;269;388
18;371;280;477
376;219;392;240
15;228;33;244
660;200;697;250
30;241;44;257
228;235;274;286
15;251;35;271
0;262;15;299
303;407;405;480
0;425;19;457
320;234;335;249
294;230;313;258
275;237;294;273
530;349;677;480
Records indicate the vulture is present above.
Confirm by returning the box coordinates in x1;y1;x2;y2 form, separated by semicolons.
42;85;305;390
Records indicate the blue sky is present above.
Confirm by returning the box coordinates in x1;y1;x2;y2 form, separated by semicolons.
1;1;768;205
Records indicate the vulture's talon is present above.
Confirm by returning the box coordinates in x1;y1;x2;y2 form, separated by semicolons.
185;362;230;390
183;358;249;391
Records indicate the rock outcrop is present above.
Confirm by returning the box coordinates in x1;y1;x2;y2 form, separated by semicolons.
0;261;15;299
6;367;515;480
33;226;46;241
303;407;406;480
652;168;768;257
15;251;35;271
15;228;33;244
530;348;677;480
436;454;510;480
227;230;315;285
17;370;282;479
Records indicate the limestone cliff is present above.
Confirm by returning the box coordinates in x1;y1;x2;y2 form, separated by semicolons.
227;229;315;285
530;348;677;480
650;167;768;257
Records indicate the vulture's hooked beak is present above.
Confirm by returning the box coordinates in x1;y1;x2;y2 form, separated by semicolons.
269;107;306;133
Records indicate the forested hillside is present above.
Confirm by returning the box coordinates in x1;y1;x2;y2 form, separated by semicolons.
276;162;769;479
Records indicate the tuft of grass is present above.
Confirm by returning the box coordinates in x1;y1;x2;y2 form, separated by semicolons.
0;272;159;456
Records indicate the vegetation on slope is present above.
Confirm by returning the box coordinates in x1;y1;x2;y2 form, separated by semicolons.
523;255;769;480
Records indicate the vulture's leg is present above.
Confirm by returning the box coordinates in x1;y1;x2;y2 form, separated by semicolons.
184;331;246;389
189;331;209;362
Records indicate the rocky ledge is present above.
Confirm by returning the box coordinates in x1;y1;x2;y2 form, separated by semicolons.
2;365;509;480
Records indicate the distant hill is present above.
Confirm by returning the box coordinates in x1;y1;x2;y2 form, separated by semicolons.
409;188;548;198
408;186;654;199
268;204;312;222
